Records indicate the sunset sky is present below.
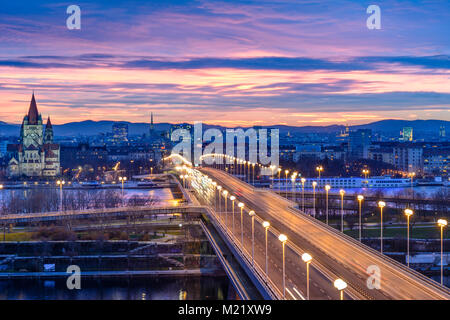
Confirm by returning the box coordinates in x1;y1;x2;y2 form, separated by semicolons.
0;0;449;126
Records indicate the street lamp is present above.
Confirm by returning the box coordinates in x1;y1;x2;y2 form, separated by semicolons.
312;181;317;217
249;210;256;266
357;195;364;241
339;189;345;232
284;170;289;198
404;209;413;267
301;178;306;212
262;221;270;277
222;190;228;226
378;201;386;254
301;253;312;300
252;163;255;185
437;219;447;285
230;196;236;235
325;185;331;224
238;202;244;247
217;185;222;213
56;180;65;211
334;279;347;300
119;176;127;190
291;172;297;203
278;234;288;299
316;165;323;181
277;168;281;189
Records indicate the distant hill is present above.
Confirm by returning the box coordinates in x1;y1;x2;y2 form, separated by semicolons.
0;119;448;137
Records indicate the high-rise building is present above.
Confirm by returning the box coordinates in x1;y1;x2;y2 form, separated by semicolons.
401;127;413;141
150;112;154;135
112;122;128;143
7;93;60;177
348;129;372;159
439;126;446;139
393;145;423;173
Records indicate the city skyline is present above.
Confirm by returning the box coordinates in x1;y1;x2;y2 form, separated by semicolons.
0;1;449;126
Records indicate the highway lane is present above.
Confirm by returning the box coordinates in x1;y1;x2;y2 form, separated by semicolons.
200;167;450;300
193;173;350;300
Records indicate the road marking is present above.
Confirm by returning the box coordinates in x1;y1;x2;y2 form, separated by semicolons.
285;288;297;300
292;287;306;300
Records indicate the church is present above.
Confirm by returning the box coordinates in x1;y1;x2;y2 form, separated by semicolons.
7;93;60;178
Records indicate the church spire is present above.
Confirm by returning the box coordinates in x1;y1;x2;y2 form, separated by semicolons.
150;112;154;133
44;116;54;143
27;92;39;125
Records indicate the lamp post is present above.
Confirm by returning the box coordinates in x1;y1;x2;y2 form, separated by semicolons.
252;163;255;185
249;210;256;266
378;201;386;254
301;253;312;300
238;202;244;247
339;189;345;232
230;196;236;235
217;185;222;214
278;234;288;299
334;279;347;300
404;209;413;267
277;168;281;190
316;165;323;182
437;219;447;285
312;181;317;217
291;172;297;203
301;178;306;212
325;185;331;224
357;195;364;241
56;180;65;211
362;169;370;184
284;170;289;198
222;190;228;226
262;221;270;277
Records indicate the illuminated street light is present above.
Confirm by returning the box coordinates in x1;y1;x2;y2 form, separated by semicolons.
248;210;256;266
316;165;323;181
325;185;331;225
301;253;312;300
312;181;317;217
284;170;289;198
230;196;236;235
278;234;288;299
357;195;364;241
404;209;414;267
56;180;65;211
334;279;347;300
301;178;306;212
222;190;229;226
378;201;386;254
262;221;270;277
277;168;282;188
437;219;447;285
217;185;222;213
339;189;345;232
238;202;244;246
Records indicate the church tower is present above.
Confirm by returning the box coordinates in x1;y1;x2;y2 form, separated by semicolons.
44;116;54;144
150;112;154;135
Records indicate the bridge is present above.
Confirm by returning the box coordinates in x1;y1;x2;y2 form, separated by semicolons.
165;151;450;300
2;157;449;300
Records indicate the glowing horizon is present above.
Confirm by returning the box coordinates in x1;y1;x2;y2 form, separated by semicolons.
0;1;449;126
